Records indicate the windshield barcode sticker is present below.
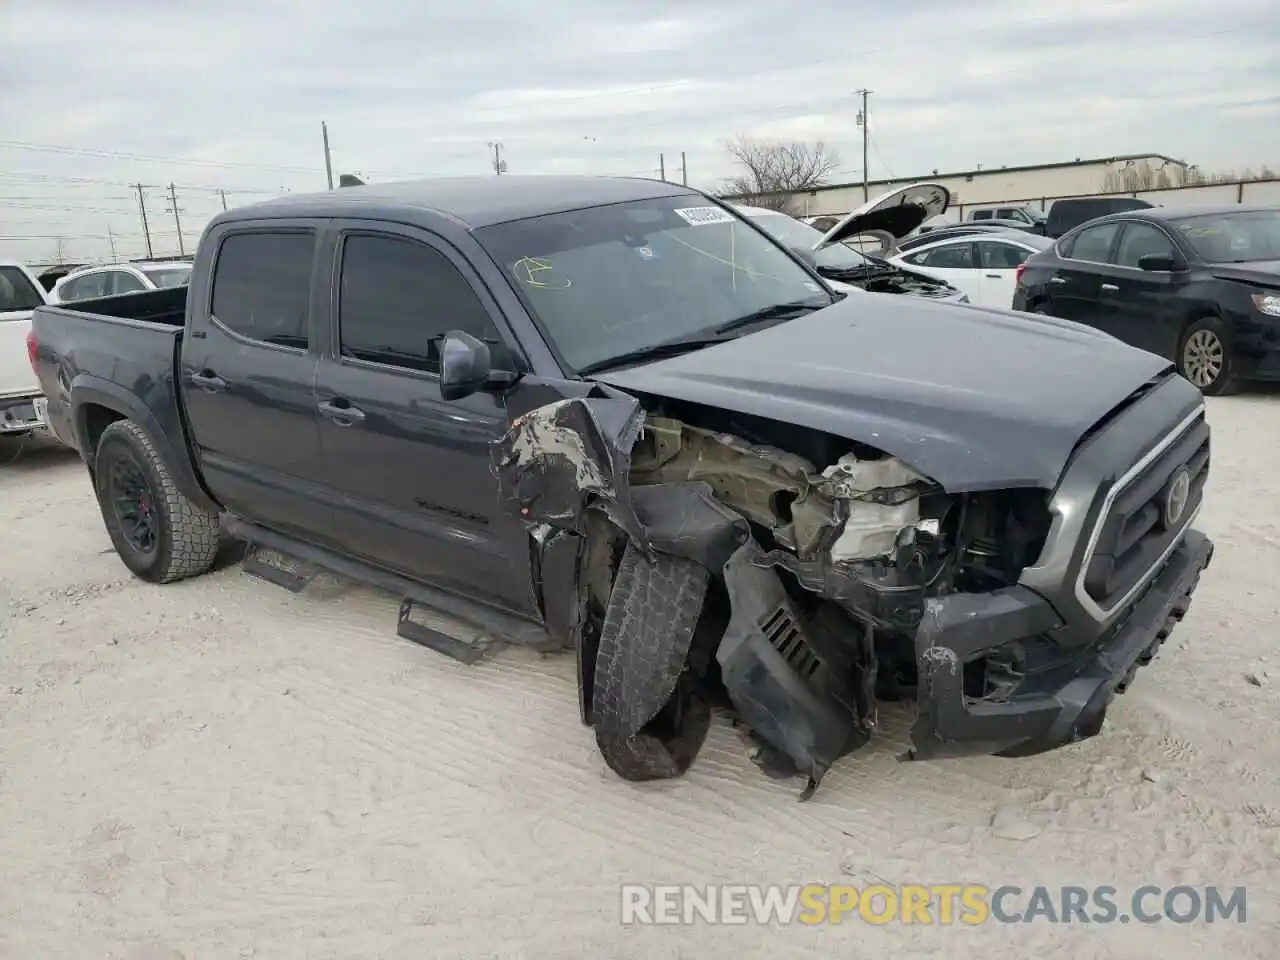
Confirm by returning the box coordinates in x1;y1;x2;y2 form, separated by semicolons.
674;206;736;226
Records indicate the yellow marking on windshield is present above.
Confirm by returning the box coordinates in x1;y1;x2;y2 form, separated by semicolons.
513;256;572;289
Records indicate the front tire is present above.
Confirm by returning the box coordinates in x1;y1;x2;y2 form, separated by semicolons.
93;420;220;583
1178;316;1239;396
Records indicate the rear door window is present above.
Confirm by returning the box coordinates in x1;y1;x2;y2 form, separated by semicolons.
978;242;1033;269
1066;222;1121;263
210;231;315;349
971;210;992;220
60;272;107;301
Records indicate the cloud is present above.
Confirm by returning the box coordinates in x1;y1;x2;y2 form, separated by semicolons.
0;0;1275;262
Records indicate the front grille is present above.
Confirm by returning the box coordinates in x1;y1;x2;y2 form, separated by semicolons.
1083;412;1209;610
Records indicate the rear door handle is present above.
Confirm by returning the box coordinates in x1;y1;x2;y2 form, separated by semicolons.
190;371;227;392
318;398;366;426
1101;283;1120;292
1049;276;1068;285
985;273;1003;279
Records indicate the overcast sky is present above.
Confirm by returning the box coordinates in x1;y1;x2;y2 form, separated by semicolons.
1;0;1276;264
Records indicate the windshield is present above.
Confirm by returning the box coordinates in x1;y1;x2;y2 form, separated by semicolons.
1175;210;1280;263
140;265;192;288
746;212;875;272
475;196;833;372
0;266;44;313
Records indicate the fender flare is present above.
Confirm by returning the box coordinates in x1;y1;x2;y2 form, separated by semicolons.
69;375;220;514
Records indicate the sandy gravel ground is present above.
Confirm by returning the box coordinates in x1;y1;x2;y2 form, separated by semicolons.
1;394;1278;960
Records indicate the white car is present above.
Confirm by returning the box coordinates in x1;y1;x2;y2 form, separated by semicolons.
886;230;1053;309
49;261;192;304
0;260;51;435
733;184;968;303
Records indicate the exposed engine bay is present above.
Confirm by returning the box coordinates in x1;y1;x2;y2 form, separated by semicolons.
494;390;1053;797
845;267;958;299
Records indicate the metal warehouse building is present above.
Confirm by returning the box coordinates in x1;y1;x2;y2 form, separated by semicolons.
784;153;1190;219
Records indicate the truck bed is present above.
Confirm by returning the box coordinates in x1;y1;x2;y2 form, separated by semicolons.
29;287;189;457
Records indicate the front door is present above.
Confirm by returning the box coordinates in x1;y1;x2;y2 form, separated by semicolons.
1105;222;1186;357
313;223;537;616
182;224;339;547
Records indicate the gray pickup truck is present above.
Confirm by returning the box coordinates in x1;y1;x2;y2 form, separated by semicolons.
29;175;1213;795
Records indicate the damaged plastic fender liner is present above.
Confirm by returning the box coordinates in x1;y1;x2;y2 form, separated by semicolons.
717;542;870;789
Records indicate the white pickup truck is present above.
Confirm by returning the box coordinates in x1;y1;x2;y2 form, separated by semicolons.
0;260;52;436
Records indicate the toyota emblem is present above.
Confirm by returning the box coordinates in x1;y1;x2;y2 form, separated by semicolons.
1162;467;1192;529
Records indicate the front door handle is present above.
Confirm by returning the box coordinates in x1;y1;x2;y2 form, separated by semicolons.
190;371;227;392
1101;283;1120;293
1049;276;1067;285
318;398;366;426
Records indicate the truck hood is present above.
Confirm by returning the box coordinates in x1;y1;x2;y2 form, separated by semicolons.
596;298;1172;492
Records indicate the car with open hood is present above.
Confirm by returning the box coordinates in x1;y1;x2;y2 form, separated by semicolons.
29;175;1213;798
732;199;967;302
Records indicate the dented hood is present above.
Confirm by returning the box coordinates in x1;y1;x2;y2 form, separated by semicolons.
595;298;1172;492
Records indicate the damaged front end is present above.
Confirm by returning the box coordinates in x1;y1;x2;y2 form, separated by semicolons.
493;392;1052;795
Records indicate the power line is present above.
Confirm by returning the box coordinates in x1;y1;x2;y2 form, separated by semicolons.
0;139;320;175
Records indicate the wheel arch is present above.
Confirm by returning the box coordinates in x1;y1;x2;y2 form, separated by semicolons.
69;376;218;513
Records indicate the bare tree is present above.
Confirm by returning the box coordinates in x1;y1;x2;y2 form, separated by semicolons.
721;137;841;213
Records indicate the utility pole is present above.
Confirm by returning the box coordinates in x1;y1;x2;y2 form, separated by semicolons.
107;224;118;260
165;183;185;257
219;189;228;211
681;151;688;186
134;183;154;259
488;142;506;175
321;121;334;190
855;88;873;202
659;153;666;181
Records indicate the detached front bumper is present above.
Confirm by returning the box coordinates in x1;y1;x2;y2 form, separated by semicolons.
908;529;1214;760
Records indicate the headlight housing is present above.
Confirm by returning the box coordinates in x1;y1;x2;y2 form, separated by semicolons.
1252;293;1280;317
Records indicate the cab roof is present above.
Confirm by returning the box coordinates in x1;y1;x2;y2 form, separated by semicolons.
225;175;699;230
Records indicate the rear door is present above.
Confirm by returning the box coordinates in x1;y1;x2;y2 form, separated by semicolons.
1105;221;1185;356
313;221;538;615
181;222;339;547
901;241;984;301
1042;220;1122;331
974;239;1036;308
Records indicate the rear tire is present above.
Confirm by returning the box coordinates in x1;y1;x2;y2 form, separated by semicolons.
1177;316;1239;396
93;420;220;583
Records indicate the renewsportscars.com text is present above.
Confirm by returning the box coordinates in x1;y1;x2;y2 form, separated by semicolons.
620;884;1247;926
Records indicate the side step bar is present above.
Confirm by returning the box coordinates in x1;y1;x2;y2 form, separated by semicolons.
225;518;556;664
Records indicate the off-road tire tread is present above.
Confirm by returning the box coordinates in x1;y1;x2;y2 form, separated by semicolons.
96;420;220;584
592;542;710;781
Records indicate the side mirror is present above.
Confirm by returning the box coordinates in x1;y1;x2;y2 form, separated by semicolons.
1137;253;1180;272
439;329;516;401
